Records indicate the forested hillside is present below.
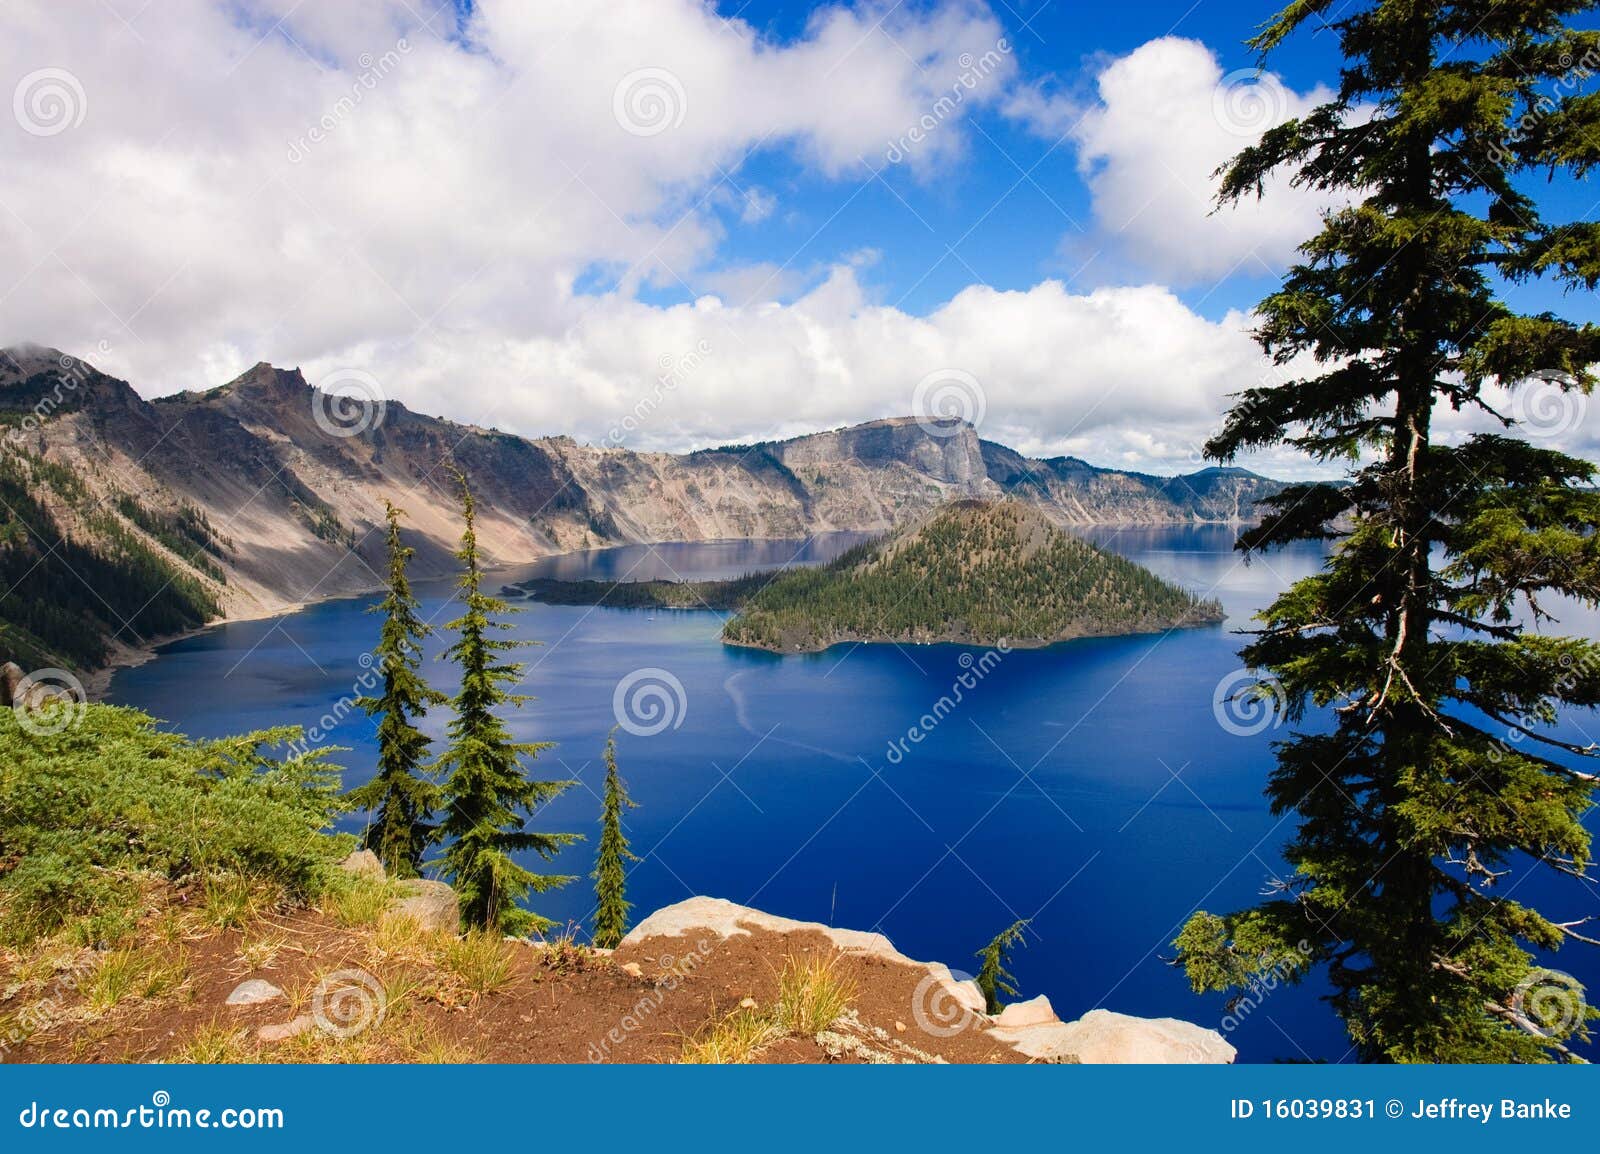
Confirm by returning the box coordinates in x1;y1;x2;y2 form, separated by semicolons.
722;500;1223;652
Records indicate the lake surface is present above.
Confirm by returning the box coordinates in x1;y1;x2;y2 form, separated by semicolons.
107;525;1600;1062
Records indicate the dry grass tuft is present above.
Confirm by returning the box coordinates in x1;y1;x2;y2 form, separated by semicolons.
441;931;516;997
677;1007;784;1064
772;953;855;1038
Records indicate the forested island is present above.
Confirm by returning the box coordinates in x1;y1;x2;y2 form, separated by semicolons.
511;500;1223;652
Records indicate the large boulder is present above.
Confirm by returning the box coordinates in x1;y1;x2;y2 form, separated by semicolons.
998;1009;1236;1064
624;897;982;1016
0;662;22;708
624;896;1235;1065
388;879;458;935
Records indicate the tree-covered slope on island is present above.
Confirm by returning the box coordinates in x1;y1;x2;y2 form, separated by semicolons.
722;500;1224;652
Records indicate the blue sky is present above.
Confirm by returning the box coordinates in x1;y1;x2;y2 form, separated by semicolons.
2;0;1596;475
639;0;1600;325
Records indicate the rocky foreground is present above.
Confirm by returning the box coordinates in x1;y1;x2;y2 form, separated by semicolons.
2;854;1233;1065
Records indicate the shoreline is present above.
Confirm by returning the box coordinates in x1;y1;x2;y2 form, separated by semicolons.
720;611;1229;655
87;518;1248;698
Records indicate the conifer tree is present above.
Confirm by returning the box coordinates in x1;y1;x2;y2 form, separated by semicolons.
591;728;639;950
1175;0;1600;1062
345;501;444;878
435;467;579;934
975;919;1028;1014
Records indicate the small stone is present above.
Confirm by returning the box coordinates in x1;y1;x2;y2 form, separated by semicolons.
739;997;758;1010
257;1014;315;1043
619;961;644;979
226;979;284;1006
339;849;384;881
894;1020;906;1033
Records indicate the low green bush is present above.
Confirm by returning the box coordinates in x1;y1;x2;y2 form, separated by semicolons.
0;704;351;945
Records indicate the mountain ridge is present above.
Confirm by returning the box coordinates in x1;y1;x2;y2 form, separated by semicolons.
0;345;1285;674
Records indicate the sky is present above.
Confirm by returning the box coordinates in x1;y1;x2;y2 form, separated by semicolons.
1;0;1596;478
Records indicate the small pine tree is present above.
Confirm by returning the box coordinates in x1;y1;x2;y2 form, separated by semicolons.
975;919;1029;1014
435;467;580;934
591;728;639;950
345;501;445;878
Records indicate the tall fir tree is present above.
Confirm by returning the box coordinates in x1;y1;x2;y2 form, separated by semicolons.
975;919;1028;1015
1175;0;1600;1062
435;467;580;934
591;728;639;950
345;501;444;878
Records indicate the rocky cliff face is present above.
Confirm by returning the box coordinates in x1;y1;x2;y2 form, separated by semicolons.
0;345;1286;667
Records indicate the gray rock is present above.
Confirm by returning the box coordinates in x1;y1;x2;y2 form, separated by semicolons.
388;879;458;935
339;849;385;881
226;978;284;1006
257;1014;314;1043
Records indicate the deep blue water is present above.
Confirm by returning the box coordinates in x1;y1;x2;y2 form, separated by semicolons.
106;525;1600;1063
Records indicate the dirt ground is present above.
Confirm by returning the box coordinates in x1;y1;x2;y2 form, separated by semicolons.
1;897;1029;1065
